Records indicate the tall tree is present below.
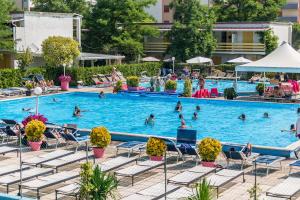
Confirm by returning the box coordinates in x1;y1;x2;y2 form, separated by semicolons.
0;0;15;52
212;0;285;22
167;0;216;62
32;0;89;16
83;0;158;61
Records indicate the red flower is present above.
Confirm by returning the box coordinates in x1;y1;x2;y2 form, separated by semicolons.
22;114;48;127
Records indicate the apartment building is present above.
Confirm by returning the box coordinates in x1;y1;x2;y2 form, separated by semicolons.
279;0;300;23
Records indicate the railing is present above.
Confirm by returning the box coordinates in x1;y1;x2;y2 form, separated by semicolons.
143;42;266;54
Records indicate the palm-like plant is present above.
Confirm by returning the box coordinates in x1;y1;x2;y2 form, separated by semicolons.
90;165;118;200
188;179;213;200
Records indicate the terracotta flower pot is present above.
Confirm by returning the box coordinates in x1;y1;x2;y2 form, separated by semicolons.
149;156;163;161
29;141;42;151
201;161;216;167
93;147;105;158
128;86;139;91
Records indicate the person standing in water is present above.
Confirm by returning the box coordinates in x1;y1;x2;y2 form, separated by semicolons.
145;114;155;126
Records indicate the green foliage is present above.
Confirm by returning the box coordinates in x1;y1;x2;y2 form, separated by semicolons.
126;76;140;87
17;48;33;72
146;137;167;157
259;30;279;55
79;163;118;200
25;82;34;90
32;0;89;16
224;87;237;100
256;83;264;95
90;126;111;148
84;0;158;62
165;80;177;91
167;0;216;62
114;80;123;92
183;78;192;97
42;36;80;67
292;24;300;50
0;0;15;53
248;184;262;200
198;137;222;162
212;0;285;22
188;179;214;200
25;120;46;142
0;69;23;88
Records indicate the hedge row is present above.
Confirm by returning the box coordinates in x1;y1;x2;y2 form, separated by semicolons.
0;63;162;88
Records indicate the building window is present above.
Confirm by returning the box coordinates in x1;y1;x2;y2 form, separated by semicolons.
164;20;170;23
164;5;170;13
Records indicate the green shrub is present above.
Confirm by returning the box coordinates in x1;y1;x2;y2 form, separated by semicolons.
188;179;214;200
256;83;264;96
198;137;222;162
114;80;123;92
126;76;140;87
224;87;237;100
165;80;177;91
183;78;192;97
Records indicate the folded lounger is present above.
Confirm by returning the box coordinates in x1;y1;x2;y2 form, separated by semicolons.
115;160;164;185
206;169;245;198
0;167;54;193
168;165;216;186
0;164;30;176
223;150;260;170
55;156;137;199
116;141;146;157
22;149;74;166
266;177;300;199
41;151;94;172
60;131;90;151
21;170;80;199
121;183;180;200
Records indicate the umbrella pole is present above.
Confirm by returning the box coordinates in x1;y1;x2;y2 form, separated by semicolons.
164;151;167;200
18;133;22;197
235;71;238;91
263;72;266;92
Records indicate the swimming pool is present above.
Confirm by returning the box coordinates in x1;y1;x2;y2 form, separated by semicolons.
0;92;298;148
140;79;271;93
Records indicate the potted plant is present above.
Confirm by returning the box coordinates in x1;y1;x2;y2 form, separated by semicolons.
224;87;237;100
25;82;33;96
126;76;140;91
114;80;123;93
146;137;167;161
183;78;192;97
198;137;222;167
25;119;46;151
59;75;71;91
256;83;264;96
22;114;48;127
90;126;111;158
165;80;177;93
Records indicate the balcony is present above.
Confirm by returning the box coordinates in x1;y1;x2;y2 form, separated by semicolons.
144;42;266;55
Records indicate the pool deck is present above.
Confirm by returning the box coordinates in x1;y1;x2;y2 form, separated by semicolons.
0;143;299;200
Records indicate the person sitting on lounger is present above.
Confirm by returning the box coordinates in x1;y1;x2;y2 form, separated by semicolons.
145;114;155;126
263;112;269;118
73;106;81;117
99;91;105;98
196;105;201;111
175;101;182;112
179;114;187;128
242;143;252;157
192;112;198;120
238;114;246;121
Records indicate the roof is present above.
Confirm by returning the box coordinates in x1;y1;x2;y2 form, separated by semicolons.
236;42;300;73
78;53;125;61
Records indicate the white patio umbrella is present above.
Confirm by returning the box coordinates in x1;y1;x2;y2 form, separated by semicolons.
227;57;252;64
142;56;160;62
186;56;213;64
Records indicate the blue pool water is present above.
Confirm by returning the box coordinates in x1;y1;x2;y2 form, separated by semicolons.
140;80;271;93
0;92;298;147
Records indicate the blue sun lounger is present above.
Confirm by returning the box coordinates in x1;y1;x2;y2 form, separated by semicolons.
116;141;146;157
253;155;285;175
288;160;300;174
176;129;200;162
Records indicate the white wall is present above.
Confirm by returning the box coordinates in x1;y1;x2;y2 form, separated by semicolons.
15;13;74;53
270;23;292;45
144;0;163;23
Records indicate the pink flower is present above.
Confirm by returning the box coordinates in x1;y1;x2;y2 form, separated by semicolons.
22;114;48;127
59;75;71;82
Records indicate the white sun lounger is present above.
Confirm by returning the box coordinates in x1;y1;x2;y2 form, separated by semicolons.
55;156;137;199
0;167;54;193
0;146;19;156
121;183;179;200
168;165;216;186
41;151;93;172
206;169;245;198
0;164;30;176
22;150;74;166
266;177;300;199
160;187;194;199
21;170;80;199
115;160;164;185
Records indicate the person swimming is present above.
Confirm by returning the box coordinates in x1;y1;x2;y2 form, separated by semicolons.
263;112;269;118
175;101;182;112
145;114;155;126
179;114;187;128
52;98;59;103
99;91;105;98
22;108;32;112
196;105;201;111
73;106;81;117
297;108;300;114
192;112;198;120
238;114;246;120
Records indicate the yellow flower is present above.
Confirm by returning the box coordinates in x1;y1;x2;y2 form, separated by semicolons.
198;137;222;162
25;120;46;142
90;126;111;148
146;137;167;156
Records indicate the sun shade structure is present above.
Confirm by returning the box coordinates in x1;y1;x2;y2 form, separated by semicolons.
142;56;160;62
227;57;252;64
186;56;213;64
236;42;300;73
